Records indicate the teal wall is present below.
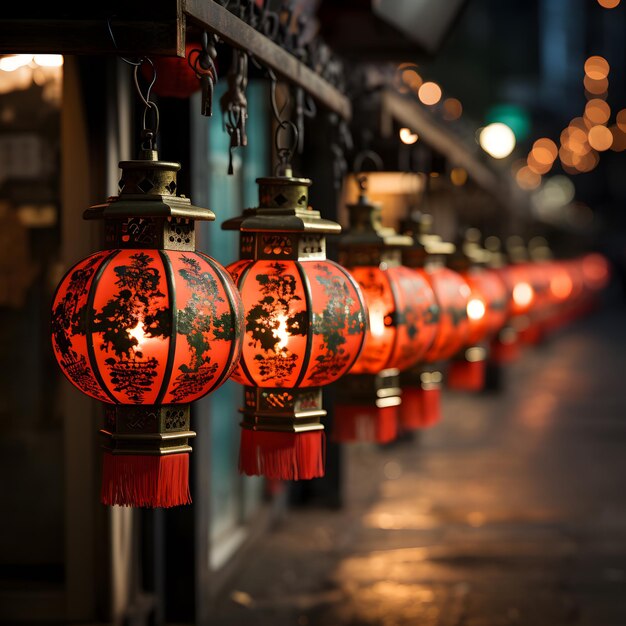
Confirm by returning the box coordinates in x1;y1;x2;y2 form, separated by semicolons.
191;80;268;548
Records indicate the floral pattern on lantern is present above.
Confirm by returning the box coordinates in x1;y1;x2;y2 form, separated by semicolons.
52;249;242;406
229;259;366;388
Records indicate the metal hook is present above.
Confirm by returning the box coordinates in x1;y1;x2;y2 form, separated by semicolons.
353;150;384;196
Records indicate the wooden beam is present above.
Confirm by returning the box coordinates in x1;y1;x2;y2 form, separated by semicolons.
183;0;352;121
0;2;184;57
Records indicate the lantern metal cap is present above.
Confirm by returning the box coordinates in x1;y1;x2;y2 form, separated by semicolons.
84;155;215;222
400;212;455;267
222;175;341;235
450;228;491;271
340;193;413;249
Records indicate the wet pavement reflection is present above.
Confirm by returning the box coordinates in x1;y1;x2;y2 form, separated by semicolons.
213;305;626;626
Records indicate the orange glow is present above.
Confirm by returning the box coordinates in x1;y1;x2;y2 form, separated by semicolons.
527;151;552;175
399;127;418;144
396;64;423;94
616;109;626;132
467;298;486;321
584;99;611;125
450;167;468;186
582;253;610;289
442;97;462;120
418;81;442;106
564;125;590;155
584;75;609;97
610;124;626;151
576;149;600;173
584;56;610;80
532;138;558;164
515;166;541;190
598;0;620;7
550;273;573;300
588;125;613;151
512;282;534;308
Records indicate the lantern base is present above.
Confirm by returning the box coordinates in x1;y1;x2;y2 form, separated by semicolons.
447;347;487;392
399;368;442;429
333;404;398;443
490;327;520;364
238;387;326;480
239;429;325;480
101;451;192;508
334;370;401;443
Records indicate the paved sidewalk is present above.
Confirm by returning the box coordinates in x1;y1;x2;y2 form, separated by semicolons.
210;304;626;626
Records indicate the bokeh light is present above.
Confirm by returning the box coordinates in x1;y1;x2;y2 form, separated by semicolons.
609;124;626;151
479;122;516;158
584;56;610;80
418;82;442;106
515;166;541;190
584;99;611;125
442;97;462;120
588;125;613;151
399;127;418;144
450;167;468;186
597;0;620;7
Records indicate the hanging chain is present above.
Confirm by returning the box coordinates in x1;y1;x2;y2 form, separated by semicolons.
329;113;353;190
132;60;159;151
269;69;299;176
188;31;219;116
220;50;249;175
107;18;160;152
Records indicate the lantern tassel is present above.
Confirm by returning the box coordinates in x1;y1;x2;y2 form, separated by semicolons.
399;387;441;429
239;430;325;480
447;358;486;392
333;406;398;443
101;452;192;508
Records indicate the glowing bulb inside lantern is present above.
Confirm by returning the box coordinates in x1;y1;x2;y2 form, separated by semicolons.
369;310;386;337
550;274;573;300
273;314;290;351
512;282;534;307
467;298;486;321
127;320;146;348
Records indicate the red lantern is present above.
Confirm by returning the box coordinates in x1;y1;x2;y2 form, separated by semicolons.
51;153;243;507
335;193;438;441
398;217;469;425
447;231;509;393
223;176;367;480
142;43;209;99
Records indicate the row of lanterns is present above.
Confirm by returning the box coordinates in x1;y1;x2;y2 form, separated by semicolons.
49;69;610;509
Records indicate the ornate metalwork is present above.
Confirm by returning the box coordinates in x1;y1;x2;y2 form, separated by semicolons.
241;386;324;433
101;404;194;456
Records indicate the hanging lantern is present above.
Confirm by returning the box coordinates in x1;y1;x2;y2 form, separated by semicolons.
223;175;368;479
399;214;469;426
336;189;440;441
51;150;243;507
447;229;508;391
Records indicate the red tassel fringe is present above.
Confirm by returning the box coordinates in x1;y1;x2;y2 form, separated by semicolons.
447;358;486;392
333;405;398;443
101;452;192;508
399;387;441;429
490;336;520;364
239;429;325;480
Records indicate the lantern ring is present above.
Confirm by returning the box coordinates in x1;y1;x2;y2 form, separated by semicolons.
274;120;299;173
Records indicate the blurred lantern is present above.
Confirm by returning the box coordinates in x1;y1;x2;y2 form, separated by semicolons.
142;41;214;100
399;214;469;426
336;173;439;441
448;229;508;391
223;174;367;479
51;150;243;507
501;236;535;345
